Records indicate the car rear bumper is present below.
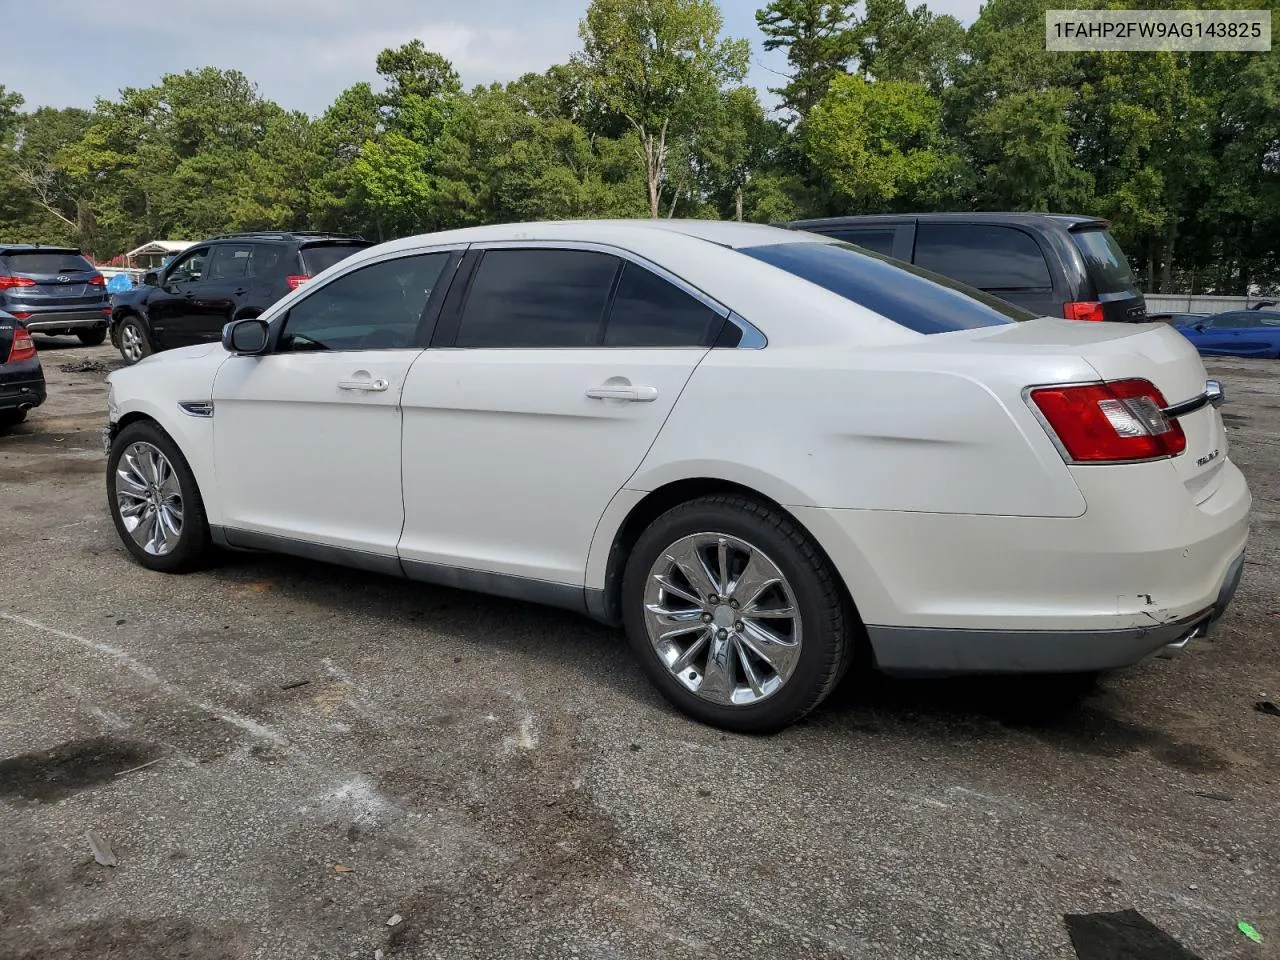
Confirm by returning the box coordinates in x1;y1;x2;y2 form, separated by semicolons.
795;459;1251;675
21;310;110;333
0;372;46;412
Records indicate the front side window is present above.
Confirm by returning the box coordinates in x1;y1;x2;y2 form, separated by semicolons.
739;240;1032;334
455;249;619;348
166;248;210;284
279;252;450;351
603;262;723;347
914;223;1052;291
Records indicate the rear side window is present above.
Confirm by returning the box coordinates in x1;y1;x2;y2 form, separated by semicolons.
914;224;1052;291
1070;228;1138;295
604;263;723;347
739;241;1032;334
2;251;94;274
251;243;287;279
207;244;253;281
822;228;896;256
300;243;373;276
456;249;619;348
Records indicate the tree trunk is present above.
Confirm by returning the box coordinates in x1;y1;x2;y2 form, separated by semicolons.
735;186;744;222
1147;238;1156;294
1159;220;1176;293
643;119;669;220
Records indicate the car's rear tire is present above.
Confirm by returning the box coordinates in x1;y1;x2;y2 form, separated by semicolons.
77;326;108;346
117;317;151;364
107;420;213;573
0;409;27;432
621;494;854;734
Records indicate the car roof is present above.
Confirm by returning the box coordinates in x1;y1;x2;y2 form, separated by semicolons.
785;212;1110;231
368;218;808;257
0;244;84;256
198;232;370;245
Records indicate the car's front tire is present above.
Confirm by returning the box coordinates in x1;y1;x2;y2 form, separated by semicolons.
116;317;152;364
107;420;213;573
622;494;854;733
77;326;108;346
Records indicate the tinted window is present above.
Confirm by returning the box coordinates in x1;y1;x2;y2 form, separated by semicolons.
456;249;618;348
604;263;722;347
1071;228;1138;295
915;224;1052;290
825;228;896;256
300;243;373;276
2;251;94;274
208;244;253;281
251;243;287;279
739;241;1032;334
281;252;449;351
166;248;210;283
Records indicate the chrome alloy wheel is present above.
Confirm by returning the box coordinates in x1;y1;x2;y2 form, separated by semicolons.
115;442;184;556
120;323;144;363
643;532;803;706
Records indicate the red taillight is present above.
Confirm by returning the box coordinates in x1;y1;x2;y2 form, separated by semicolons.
10;311;31;320
286;275;310;290
88;273;106;286
0;276;36;290
1030;378;1186;462
6;326;36;363
1064;300;1105;322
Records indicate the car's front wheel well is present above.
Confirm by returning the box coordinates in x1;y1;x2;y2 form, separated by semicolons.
598;478;861;632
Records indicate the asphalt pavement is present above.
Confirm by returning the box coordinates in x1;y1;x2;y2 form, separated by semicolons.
2;338;1277;960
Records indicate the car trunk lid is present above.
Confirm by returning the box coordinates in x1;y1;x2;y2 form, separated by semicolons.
1068;224;1148;323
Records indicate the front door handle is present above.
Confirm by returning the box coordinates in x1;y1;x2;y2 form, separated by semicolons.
586;384;659;403
337;378;390;392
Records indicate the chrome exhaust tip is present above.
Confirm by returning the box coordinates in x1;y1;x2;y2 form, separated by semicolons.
1156;619;1208;660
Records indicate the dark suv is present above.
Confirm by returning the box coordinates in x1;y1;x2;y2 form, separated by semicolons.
784;213;1148;323
109;231;373;364
0;245;112;345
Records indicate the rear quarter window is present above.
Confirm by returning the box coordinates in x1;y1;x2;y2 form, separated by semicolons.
300;244;373;275
913;223;1052;291
740;241;1033;334
1070;228;1139;295
2;251;95;274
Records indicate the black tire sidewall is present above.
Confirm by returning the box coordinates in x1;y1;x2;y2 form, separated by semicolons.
107;421;210;572
622;498;848;733
77;326;108;346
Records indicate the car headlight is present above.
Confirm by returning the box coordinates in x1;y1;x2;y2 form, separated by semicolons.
106;382;120;423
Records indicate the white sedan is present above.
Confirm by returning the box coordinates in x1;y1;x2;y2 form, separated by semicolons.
104;220;1251;732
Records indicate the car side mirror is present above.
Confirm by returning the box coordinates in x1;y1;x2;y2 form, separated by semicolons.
223;317;269;355
143;270;160;287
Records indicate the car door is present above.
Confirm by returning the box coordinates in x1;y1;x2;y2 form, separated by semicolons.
397;243;726;592
169;243;253;344
147;246;212;349
1192;313;1255;355
210;248;459;569
912;222;1058;316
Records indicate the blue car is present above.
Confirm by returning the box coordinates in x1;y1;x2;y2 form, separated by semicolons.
1173;309;1280;359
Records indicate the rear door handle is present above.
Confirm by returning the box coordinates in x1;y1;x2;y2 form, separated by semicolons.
337;378;389;392
586;385;659;403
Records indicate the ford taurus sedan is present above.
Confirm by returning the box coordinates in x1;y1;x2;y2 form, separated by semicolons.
103;220;1250;732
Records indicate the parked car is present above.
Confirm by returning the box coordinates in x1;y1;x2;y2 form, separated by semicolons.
1150;312;1209;326
0;245;111;345
0;312;46;431
1171;309;1280;358
104;220;1249;732
783;213;1149;324
109;231;373;364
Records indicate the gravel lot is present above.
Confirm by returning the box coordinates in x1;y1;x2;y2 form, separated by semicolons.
2;338;1278;960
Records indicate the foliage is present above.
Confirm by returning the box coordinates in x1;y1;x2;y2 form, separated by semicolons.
0;0;1276;292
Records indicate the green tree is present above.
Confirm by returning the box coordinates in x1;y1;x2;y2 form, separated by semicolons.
755;1;858;120
857;0;964;94
804;73;952;210
577;0;750;217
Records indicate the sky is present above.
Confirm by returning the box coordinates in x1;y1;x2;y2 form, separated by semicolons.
0;0;985;117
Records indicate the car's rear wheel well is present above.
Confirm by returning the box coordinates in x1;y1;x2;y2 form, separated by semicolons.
598;478;861;633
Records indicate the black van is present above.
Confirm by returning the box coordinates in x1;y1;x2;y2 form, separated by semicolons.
783;213;1148;323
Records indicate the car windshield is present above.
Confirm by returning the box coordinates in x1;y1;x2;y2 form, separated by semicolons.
1070;228;1138;295
2;251;94;274
739;240;1035;334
